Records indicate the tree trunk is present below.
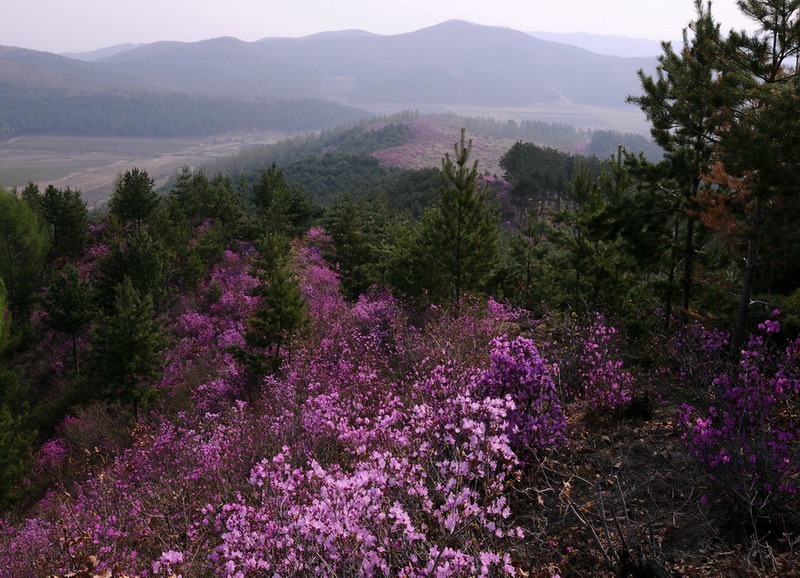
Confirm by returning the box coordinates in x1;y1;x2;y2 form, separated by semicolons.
730;234;760;357
680;216;696;320
729;201;763;357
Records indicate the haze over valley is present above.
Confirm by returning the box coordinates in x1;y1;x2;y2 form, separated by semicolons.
0;20;660;198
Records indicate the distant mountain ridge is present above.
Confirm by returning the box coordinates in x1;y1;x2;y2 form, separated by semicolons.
61;43;145;61
92;20;655;107
1;20;658;137
526;31;669;57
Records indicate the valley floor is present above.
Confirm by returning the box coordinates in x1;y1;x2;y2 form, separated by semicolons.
0;130;293;207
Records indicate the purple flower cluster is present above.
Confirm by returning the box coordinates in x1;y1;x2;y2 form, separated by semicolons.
677;314;800;513
477;336;566;457
0;231;543;577
551;314;634;411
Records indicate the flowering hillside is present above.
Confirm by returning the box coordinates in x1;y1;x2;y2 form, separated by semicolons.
370;115;521;176
1;217;798;576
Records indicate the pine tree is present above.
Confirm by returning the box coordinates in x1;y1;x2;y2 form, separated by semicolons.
0;278;10;352
108;167;160;228
90;278;166;412
0;403;31;507
43;265;95;376
627;3;725;318
416;128;499;307
252;164;317;237
0;189;48;320
97;229;170;311
41;185;89;259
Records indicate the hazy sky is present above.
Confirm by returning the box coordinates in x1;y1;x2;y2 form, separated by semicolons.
2;0;757;53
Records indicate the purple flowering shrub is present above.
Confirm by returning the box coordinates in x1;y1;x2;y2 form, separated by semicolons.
213;389;520;576
477;336;566;458
2;230;563;576
547;314;635;412
677;313;800;518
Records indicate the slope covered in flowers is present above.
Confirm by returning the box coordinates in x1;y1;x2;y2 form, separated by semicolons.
1;223;799;577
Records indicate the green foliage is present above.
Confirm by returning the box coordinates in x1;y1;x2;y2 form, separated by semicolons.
501;212;553;314
251;164;318;237
40;185;89;259
500;141;601;207
0;402;31;508
89;278;166;410
630;0;800;347
168;167;243;227
108;168;160;228
97;229;170;311
236;240;308;399
587;130;664;162
323;195;400;300
0;188;49;319
0;84;366;137
414;129;500;305
0;278;10;353
19;181;42;215
43;265;96;375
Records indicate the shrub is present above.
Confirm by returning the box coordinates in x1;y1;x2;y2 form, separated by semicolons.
678;313;800;520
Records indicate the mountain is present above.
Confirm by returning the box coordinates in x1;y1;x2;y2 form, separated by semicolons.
0;20;658;137
526;31;668;57
96;20;656;108
61;43;144;62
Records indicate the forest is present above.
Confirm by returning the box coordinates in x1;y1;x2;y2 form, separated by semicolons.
1;1;800;576
0;85;367;137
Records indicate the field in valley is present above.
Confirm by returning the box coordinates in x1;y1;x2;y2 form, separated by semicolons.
0;131;294;207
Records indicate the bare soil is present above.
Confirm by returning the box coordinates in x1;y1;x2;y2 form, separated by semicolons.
515;402;800;577
0;131;294;207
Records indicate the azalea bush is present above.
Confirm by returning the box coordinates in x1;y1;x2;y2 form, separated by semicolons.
547;314;635;412
476;335;566;458
678;313;800;520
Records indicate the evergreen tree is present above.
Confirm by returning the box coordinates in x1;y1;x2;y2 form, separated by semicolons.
19;180;42;215
235;238;307;400
40;185;89;259
628;3;725;319
0;402;31;507
251;164;317;237
90;278;166;412
169;167;243;227
0;278;10;352
323;195;396;300
43;265;96;376
97;229;170;311
416;129;500;307
632;0;800;350
108;167;160;228
0;189;49;320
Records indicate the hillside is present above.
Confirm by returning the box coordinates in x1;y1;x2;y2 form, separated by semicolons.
0;20;656;137
97;20;655;109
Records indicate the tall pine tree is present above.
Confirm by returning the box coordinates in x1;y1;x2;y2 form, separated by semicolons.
416;128;499;307
108;168;160;229
90;278;166;413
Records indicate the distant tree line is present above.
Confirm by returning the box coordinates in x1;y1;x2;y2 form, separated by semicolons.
0;86;367;138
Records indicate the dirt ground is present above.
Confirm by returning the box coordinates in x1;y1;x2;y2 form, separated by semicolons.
0;131;293;208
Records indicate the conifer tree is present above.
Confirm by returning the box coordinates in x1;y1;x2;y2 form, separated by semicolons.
0;403;30;507
97;229;170;311
627;3;725;318
0;278;10;353
252;164;317;237
0;189;48;320
108;167;160;229
90;278;166;412
43;265;95;376
416;128;499;307
41;185;89;259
